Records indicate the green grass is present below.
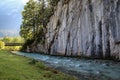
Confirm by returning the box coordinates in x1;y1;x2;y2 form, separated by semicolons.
0;50;77;80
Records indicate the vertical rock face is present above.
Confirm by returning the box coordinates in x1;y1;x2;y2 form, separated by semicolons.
45;0;120;60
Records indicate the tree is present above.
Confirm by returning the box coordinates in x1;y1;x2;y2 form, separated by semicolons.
20;0;37;40
2;37;13;43
48;0;60;7
0;41;5;49
20;0;60;45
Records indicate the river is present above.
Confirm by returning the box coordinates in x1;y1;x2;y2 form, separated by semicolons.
12;51;120;80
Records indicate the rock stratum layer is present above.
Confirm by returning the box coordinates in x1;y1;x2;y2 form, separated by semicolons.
29;0;120;60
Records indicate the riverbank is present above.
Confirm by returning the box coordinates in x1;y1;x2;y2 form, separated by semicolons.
13;51;120;80
0;50;77;80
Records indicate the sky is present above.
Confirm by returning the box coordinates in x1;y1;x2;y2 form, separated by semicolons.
0;0;29;31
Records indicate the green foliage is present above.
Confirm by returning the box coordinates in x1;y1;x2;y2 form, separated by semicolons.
20;0;60;46
2;37;13;43
0;50;77;80
48;0;60;7
49;0;60;7
29;59;38;65
0;41;5;49
5;46;22;51
20;39;34;51
35;61;46;70
2;37;24;43
20;0;37;40
0;37;24;51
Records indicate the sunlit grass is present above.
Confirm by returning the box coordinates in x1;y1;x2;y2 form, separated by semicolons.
0;50;77;80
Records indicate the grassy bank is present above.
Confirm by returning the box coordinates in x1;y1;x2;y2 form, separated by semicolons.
0;50;77;80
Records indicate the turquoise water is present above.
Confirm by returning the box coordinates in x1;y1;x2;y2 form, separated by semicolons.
14;51;120;80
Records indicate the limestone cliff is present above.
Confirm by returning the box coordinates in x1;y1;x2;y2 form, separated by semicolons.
44;0;120;60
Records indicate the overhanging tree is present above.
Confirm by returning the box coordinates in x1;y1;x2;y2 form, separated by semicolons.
20;0;60;46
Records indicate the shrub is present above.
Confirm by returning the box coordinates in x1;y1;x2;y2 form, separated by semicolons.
4;46;22;51
35;62;46;70
0;41;5;49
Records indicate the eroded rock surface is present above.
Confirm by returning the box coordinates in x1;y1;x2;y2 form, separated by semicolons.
44;0;120;60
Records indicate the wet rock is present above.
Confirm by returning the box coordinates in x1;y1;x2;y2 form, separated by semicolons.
79;65;83;67
105;63;110;66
